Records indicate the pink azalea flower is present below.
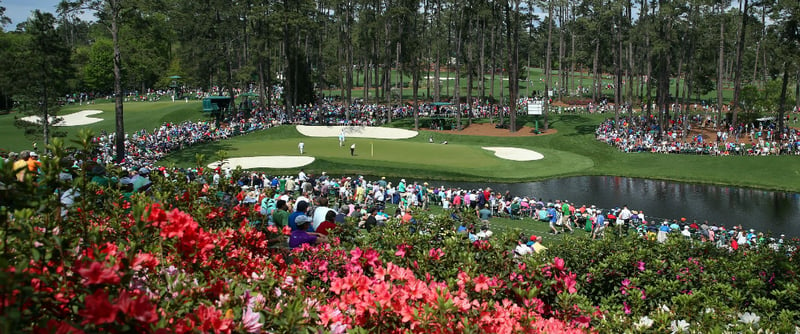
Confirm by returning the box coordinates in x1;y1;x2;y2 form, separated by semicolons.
623;301;631;314
553;257;565;271
395;245;407;258
241;307;262;333
637;261;646;271
473;274;490;292
428;248;444;261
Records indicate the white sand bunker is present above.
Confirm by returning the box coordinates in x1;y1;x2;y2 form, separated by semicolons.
20;110;104;126
208;156;315;169
297;125;418;139
482;147;544;161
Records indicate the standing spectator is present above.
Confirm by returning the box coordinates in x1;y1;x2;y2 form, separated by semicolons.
13;151;30;182
478;204;492;220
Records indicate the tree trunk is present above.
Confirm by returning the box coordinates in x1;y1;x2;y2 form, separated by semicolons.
507;0;520;132
717;2;725;125
731;0;749;127
112;1;125;163
557;9;564;102
283;0;294;120
42;86;49;148
479;20;486;101
645;35;652;115
795;70;800;111
592;39;599;103
614;19;621;130
570;31;576;94
778;63;789;135
454;8;462;130
490;24;496;101
674;56;682;120
467;22;474;126
544;1;553;131
414;61;420;130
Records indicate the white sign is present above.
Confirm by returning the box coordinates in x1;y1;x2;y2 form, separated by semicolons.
527;101;543;115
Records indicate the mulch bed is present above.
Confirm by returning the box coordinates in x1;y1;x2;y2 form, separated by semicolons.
428;122;558;137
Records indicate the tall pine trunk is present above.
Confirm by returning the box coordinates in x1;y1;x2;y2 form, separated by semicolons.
717;3;725;125
544;1;553;131
731;0;749;127
111;1;124;163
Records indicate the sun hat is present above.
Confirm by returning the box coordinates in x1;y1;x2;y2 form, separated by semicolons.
295;215;312;225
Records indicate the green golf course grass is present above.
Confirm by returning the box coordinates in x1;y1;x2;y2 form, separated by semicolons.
0;100;206;152
2;101;799;192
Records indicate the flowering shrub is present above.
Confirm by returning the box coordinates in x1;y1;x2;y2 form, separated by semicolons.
0;139;799;332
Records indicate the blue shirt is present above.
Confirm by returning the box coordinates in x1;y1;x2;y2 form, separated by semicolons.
547;208;558;223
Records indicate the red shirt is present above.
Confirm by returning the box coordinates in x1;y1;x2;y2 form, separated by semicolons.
316;220;337;235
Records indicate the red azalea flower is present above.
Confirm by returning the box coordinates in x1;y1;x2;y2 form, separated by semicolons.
79;290;117;325
78;261;120;286
129;296;158;324
131;252;159;271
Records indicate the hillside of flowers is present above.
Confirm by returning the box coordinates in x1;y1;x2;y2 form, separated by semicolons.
2;139;799;333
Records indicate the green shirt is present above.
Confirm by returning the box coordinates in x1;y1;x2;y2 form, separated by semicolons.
272;209;289;228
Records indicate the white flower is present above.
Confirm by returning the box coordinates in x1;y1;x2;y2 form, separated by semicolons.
634;316;654;330
660;304;671;313
670;319;690;333
704;308;715;314
738;312;761;324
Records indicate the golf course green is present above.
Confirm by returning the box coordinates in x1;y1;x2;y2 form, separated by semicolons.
3;101;799;192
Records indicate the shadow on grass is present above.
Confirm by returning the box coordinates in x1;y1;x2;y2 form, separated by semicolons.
160;141;236;166
557;114;590;124
572;125;598;136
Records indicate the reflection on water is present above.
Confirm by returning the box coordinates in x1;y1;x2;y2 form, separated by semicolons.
424;176;800;237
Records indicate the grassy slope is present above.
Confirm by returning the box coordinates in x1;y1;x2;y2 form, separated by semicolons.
0;101;205;152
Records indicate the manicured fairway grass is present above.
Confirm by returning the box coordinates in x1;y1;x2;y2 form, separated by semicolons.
0;101;205;152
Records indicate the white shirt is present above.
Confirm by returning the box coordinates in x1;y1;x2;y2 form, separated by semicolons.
515;244;532;257
312;206;330;230
619;208;632;220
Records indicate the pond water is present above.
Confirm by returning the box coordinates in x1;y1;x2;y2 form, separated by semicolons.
418;176;800;237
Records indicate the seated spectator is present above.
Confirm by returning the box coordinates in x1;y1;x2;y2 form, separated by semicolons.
531;236;548;253
316;210;338;236
476;223;493;240
289;215;328;248
514;237;533;257
335;206;349;223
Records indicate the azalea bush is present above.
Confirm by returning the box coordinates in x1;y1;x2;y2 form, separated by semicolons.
1;138;799;333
